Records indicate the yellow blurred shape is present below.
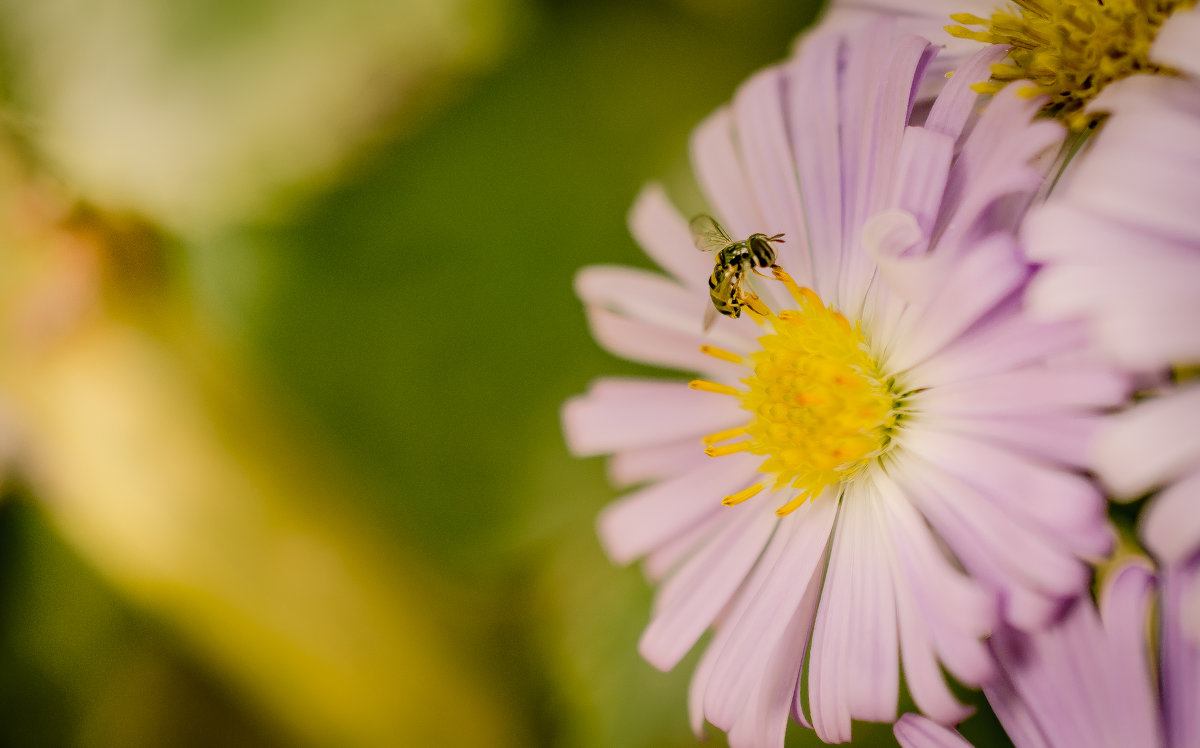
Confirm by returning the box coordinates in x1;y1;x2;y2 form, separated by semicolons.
0;0;521;234
0;192;521;745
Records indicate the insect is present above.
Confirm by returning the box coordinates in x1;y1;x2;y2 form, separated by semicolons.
690;214;785;330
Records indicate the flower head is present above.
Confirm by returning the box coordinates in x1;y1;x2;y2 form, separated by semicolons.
947;0;1197;130
564;20;1124;746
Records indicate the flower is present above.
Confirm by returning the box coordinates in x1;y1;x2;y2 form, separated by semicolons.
947;0;1197;130
894;561;1200;748
832;0;1198;130
1023;6;1200;632
562;20;1124;746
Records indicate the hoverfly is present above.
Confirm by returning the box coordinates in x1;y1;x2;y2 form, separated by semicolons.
690;214;785;330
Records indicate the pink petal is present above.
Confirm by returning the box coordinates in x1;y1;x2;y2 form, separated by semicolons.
732;65;815;287
1140;467;1200;566
640;503;778;670
576;264;755;372
876;473;994;686
893;714;975;748
904;429;1110;558
886;233;1029;373
1162;564;1200;748
908;315;1087;389
725;564;823;748
642;509;725;583
1098;563;1163;748
1154;6;1200;77
936;83;1063;252
702;492;838;731
691;108;764;241
561;378;744;457
1094;384;1200;498
596;452;760;564
607;438;711;489
808;484;899;742
628;184;716;292
785;30;846;299
914;364;1131;417
927;411;1101;469
923;44;1009;140
894;451;1092;607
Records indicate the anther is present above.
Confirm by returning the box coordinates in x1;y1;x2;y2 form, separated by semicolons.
703;426;748;445
775;492;810;516
705;441;751;457
689;379;741;397
699;345;743;364
722;483;763;506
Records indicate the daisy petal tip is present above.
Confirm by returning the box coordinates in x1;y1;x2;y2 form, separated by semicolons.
559;395;594;458
894;713;974;748
594;505;638;567
636;628;682;673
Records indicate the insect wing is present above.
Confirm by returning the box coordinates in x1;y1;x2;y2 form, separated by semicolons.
702;303;720;332
690;214;733;253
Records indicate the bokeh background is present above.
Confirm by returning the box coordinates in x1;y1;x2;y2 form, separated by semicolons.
0;1;1007;746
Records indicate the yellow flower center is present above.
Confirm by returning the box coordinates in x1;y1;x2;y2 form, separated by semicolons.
690;272;905;516
948;0;1196;130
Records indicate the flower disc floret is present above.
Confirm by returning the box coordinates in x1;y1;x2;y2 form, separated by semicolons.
739;289;901;499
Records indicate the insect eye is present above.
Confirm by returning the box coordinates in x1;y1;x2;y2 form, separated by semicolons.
749;236;775;266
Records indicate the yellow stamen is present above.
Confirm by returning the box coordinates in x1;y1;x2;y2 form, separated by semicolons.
703;425;748;445
698;273;905;503
771;266;822;309
705;441;751;457
700;344;743;364
775;493;810;517
722;483;763;506
946;0;1196;130
689;379;740;397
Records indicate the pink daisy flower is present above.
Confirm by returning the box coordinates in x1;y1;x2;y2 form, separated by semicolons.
894;560;1200;748
1023;7;1200;632
563;21;1123;746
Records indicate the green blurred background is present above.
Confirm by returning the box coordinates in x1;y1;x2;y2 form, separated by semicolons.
0;1;1005;746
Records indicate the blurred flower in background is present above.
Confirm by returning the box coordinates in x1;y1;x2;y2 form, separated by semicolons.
0;0;828;746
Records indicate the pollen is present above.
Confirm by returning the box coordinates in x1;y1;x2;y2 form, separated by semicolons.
947;0;1196;130
693;276;905;514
